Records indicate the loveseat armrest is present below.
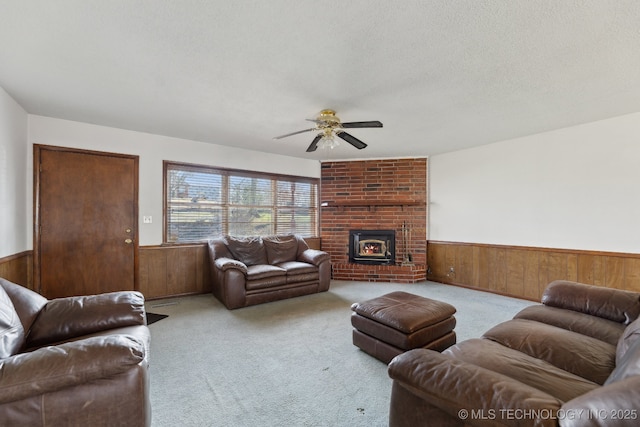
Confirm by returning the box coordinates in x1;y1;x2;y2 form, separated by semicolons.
298;249;330;266
214;257;248;274
542;281;640;325
0;335;145;405
27;291;146;348
388;349;562;426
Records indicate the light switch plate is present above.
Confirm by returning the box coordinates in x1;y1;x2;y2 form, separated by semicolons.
143;216;152;224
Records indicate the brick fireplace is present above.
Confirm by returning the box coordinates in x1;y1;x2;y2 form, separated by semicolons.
320;158;427;283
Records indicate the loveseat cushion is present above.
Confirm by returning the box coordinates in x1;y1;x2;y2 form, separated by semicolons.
246;264;286;280
263;235;298;265
483;318;616;384
245;265;288;291
277;261;318;275
0;285;25;358
277;261;319;284
225;236;268;266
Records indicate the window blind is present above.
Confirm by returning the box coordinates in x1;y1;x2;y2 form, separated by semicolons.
165;163;318;243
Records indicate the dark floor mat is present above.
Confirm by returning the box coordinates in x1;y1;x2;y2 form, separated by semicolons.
146;312;169;325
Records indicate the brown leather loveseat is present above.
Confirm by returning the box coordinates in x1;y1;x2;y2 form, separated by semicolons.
0;277;151;427
208;234;331;309
388;280;640;427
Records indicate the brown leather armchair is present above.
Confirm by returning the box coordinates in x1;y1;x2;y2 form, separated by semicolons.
0;278;150;427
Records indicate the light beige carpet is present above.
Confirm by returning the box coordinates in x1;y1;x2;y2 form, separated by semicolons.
145;280;534;427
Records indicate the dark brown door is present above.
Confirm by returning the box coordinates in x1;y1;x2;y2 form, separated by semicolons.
35;145;138;298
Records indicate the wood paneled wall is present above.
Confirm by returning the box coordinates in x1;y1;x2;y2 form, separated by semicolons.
6;240;637;302
427;241;640;301
138;244;211;299
0;238;318;300
0;251;33;289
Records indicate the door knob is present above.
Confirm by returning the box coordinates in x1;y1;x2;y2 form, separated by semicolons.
125;238;133;244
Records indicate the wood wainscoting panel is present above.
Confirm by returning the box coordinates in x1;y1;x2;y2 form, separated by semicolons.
428;241;640;301
139;247;168;298
455;244;474;287
576;254;604;286
624;258;640;293
522;250;542;300
505;249;526;297
0;251;33;289
603;256;625;289
139;244;211;299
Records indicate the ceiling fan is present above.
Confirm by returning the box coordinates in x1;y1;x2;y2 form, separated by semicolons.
273;109;383;152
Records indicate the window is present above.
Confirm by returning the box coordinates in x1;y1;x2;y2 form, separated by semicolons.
164;162;319;243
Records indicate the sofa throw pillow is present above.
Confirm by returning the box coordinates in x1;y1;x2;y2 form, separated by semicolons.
225;236;268;266
616;315;640;365
263;235;298;265
0;285;25;358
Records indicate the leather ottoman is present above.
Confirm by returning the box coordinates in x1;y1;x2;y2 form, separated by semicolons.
350;291;456;363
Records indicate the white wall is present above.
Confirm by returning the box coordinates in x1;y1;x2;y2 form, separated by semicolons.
429;111;640;253
0;87;29;258
7;91;640;255
28;115;321;246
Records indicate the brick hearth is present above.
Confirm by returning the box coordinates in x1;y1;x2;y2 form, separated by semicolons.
332;262;427;283
320;158;427;283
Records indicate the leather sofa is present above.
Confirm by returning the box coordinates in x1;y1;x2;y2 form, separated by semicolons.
208;234;331;309
0;277;151;427
388;280;640;427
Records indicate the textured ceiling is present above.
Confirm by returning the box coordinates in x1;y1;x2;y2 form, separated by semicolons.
1;1;639;160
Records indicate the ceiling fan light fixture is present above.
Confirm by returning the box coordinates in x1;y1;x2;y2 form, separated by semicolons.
321;134;340;150
273;109;382;152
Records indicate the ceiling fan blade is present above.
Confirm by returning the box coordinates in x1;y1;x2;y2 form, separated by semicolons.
273;128;316;140
341;121;383;128
336;131;367;149
306;134;323;152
